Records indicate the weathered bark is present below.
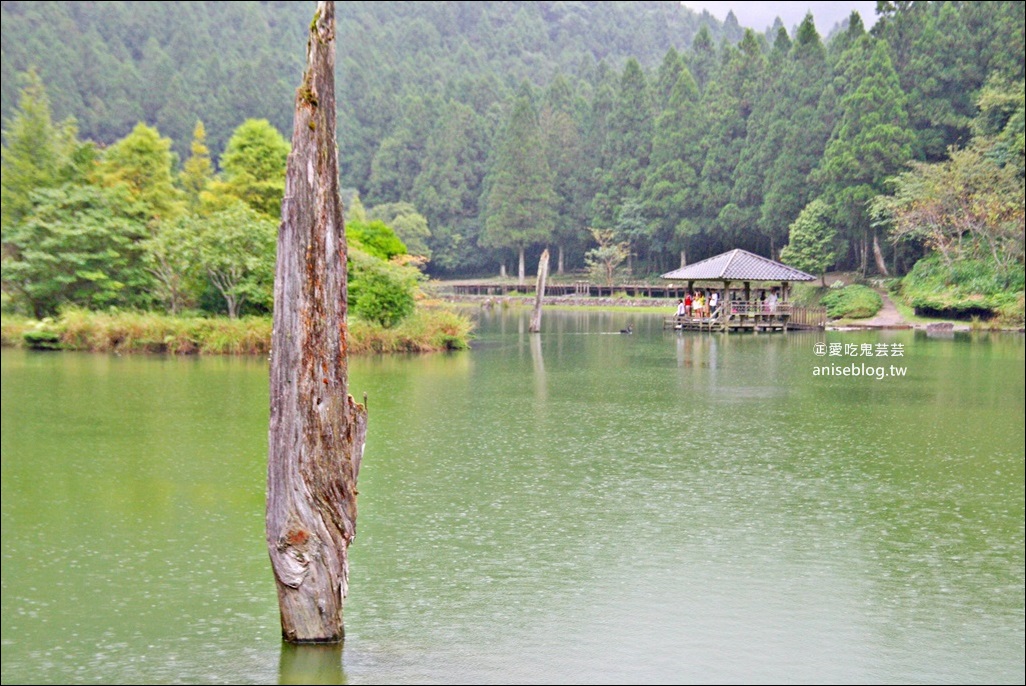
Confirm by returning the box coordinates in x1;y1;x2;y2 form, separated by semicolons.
529;249;549;333
267;1;367;644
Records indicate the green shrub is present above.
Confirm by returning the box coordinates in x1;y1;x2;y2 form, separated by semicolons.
348;306;474;354
347;220;407;261
820;284;883;319
23;328;62;350
898;255;1025;323
349;252;417;328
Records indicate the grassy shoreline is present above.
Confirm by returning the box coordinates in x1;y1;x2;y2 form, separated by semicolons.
6;291;1019;356
1;305;474;355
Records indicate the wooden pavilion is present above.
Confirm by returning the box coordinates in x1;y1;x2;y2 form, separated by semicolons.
661;249;825;332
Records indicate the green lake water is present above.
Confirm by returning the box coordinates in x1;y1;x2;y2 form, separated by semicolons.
2;310;1023;684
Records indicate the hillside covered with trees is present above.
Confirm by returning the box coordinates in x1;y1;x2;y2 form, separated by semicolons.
2;1;1023;324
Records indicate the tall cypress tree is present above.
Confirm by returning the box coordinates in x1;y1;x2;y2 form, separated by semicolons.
730;25;793;255
875;2;1024;161
698;30;765;251
653;47;684;112
1;69;83;232
180;120;213;210
411;101;489;273
814;36;914;273
758;14;832;256
540;75;588;273
366;94;443;206
687;26;717;93
593;58;653;232
580;68;616;228
642;65;704;268
481;91;556;284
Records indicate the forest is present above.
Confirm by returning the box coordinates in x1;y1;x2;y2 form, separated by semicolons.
1;1;1023;323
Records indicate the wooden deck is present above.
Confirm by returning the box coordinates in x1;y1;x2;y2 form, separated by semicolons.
664;302;826;332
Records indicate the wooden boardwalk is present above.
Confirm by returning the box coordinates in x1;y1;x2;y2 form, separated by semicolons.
441;280;827;332
445;281;690;299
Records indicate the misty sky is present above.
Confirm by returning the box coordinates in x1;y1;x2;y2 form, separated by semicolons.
680;1;880;34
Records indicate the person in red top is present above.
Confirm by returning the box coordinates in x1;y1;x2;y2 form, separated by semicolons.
684;292;693;317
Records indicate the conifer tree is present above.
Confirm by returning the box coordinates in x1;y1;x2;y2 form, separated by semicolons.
411;101;488;268
593;58;653;230
96;122;185;226
730;24;794;254
481;91;556;284
180;120;213;210
687;26;717;93
1;69;83;232
698;30;765;249
814;36;914;274
580;75;616;228
653;48;684;111
642;65;703;268
758;14;832;256
540;75;588;273
216;118;289;219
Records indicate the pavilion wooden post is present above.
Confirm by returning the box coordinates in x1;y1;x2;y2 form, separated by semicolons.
529;249;550;334
781;281;790;331
267;1;368;644
722;280;731;330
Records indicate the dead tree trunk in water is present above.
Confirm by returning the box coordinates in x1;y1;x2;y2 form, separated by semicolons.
267;0;367;644
529;249;550;333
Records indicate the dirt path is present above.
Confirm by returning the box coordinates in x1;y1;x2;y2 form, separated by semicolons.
857;291;909;328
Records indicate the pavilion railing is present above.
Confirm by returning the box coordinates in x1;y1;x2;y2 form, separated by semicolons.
667;301;826;330
786;305;827;329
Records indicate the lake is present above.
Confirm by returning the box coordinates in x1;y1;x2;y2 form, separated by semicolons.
2;310;1023;684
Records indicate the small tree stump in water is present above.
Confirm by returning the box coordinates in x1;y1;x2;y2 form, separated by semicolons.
267;0;367;644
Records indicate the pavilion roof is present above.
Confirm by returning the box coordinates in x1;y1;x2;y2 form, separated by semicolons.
661;249;816;283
